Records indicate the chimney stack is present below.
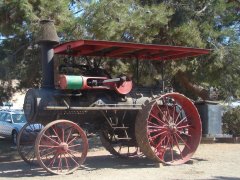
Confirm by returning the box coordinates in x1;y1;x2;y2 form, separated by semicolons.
37;20;59;88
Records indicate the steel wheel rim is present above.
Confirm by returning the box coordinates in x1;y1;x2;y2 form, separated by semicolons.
100;130;139;158
35;120;88;175
17;123;43;165
147;93;201;165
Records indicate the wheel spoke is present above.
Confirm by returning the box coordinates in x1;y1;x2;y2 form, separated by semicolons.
47;153;59;168
172;104;176;124
58;154;63;172
39;146;55;154
69;144;82;148
155;135;167;149
22;146;34;158
67;136;78;145
177;130;191;137
62;127;65;142
177;124;191;129
68;148;82;155
155;135;171;161
157;148;166;159
176;117;187;126
65;127;73;143
150;113;167;125
51;126;62;143
156;105;168;122
165;135;171;148
173;134;184;159
40;148;57;157
147;125;165;130
66;151;80;166
164;100;171;122
174;109;183;124
175;133;191;150
170;135;174;162
148;129;162;133
149;130;167;140
43;134;60;145
28;151;36;164
39;145;59;148
148;120;162;127
63;153;69;170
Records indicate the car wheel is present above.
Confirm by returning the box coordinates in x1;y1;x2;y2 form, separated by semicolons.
12;130;18;145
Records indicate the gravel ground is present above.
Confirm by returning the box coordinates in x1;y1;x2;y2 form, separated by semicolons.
0;143;240;180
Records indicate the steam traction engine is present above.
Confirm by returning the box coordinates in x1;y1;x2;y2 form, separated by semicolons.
17;20;210;175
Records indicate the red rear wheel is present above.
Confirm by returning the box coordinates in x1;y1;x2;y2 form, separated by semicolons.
136;93;202;165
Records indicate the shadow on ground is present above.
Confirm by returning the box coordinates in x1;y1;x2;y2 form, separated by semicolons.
0;137;20;162
0;154;209;178
0;136;210;178
0;155;159;178
212;177;240;180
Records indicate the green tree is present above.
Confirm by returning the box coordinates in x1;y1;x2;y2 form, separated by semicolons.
79;0;240;99
0;0;239;100
0;0;82;99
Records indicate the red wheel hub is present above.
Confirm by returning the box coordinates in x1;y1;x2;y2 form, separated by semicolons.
58;143;69;153
168;123;177;133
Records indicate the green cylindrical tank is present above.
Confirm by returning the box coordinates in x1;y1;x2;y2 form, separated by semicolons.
59;75;83;90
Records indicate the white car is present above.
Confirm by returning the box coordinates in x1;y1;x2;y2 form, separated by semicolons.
0;110;26;144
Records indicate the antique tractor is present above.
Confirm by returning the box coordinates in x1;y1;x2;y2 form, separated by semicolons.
17;20;210;175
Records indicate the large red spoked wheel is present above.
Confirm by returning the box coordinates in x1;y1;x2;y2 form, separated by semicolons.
35;120;88;175
17;123;43;165
135;93;202;165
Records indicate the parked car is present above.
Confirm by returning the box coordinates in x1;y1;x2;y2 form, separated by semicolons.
0;102;13;110
0;109;27;144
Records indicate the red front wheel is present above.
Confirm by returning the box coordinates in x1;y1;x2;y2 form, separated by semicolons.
35;120;88;175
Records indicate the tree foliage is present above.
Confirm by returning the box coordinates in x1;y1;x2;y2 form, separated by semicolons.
222;107;240;136
0;0;239;100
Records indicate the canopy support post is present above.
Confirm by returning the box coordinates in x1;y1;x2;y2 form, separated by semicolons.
136;58;139;87
161;61;165;93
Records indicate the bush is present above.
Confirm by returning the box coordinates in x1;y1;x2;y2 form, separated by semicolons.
222;107;240;136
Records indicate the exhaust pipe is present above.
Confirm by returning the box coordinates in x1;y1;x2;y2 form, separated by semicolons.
37;20;59;88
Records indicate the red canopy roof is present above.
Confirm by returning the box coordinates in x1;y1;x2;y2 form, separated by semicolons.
54;40;210;61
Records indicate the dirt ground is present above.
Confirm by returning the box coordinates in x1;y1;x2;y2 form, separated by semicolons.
0;138;240;180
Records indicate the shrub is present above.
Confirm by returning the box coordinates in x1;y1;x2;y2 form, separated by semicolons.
222;107;240;136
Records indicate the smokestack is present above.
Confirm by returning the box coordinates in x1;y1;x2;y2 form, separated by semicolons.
37;20;59;88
